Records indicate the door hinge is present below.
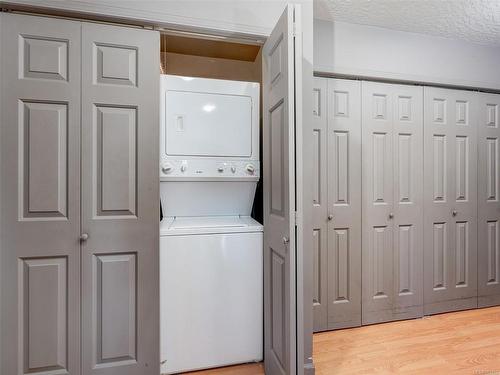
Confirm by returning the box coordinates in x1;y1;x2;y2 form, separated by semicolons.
293;211;299;226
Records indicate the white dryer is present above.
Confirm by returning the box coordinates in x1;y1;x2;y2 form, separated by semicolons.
159;75;263;374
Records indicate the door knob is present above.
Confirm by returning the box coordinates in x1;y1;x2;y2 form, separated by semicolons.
388;213;394;219
283;236;290;245
80;233;89;241
328;214;334;221
452;210;458;217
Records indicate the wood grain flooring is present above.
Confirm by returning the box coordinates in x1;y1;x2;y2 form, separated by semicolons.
185;306;500;375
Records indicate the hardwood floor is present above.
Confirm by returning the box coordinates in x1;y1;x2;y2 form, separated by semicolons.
186;306;500;374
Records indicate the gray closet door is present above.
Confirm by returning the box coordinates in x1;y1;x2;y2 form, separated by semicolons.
1;14;81;375
81;23;159;375
423;87;478;315
362;81;423;325
311;77;328;332
326;78;362;329
263;5;298;375
478;92;500;308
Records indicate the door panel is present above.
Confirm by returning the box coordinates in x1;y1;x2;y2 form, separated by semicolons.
392;85;423;316
1;13;81;375
362;81;423;325
81;23;159;375
263;5;297;375
424;87;478;315
311;77;328;332
478;93;500;307
326;79;361;329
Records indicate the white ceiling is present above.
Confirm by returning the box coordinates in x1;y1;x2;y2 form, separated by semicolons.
314;0;500;46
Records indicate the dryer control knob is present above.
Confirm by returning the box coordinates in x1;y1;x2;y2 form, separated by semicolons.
246;164;255;175
180;163;187;173
217;166;224;173
161;162;173;174
231;166;236;173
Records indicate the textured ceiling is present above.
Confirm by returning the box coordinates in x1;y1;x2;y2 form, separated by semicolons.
314;0;500;46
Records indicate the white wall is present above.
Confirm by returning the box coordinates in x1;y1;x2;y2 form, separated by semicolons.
5;0;294;38
314;19;500;91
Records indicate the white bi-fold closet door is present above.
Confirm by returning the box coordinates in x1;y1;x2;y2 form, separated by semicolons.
423;87;478;315
478;93;500;308
312;78;423;331
312;78;500;331
0;13;159;375
311;78;362;331
362;82;424;325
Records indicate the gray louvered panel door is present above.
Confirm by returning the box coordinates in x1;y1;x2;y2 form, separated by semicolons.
478;93;500;308
423;87;478;315
1;13;81;375
81;23;159;375
362;81;423;325
311;77;328;332
326;78;362;329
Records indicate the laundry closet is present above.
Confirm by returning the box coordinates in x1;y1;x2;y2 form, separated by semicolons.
0;4;313;375
158;35;263;374
311;76;500;332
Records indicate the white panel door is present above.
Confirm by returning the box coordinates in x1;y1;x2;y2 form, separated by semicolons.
423;87;478;315
362;81;423;325
81;23;159;375
1;13;81;375
478;92;500;307
326;78;362;329
263;5;298;375
311;77;328;331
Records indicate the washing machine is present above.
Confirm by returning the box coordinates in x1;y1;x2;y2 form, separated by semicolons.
159;75;263;374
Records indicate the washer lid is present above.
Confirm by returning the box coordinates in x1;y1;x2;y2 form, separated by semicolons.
160;215;263;236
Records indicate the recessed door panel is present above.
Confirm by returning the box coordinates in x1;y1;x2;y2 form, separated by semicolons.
478;93;500;307
433;222;447;290
270;102;285;217
21;100;68;219
82;23;159;375
333;131;349;204
433;135;447;202
94;43;137;86
20;257;68;374
270;250;286;368
326;79;361;330
487;221;499;284
397;134;412;203
93;253;137;366
21;35;69;81
94;105;137;217
455;136;469;202
397;225;413;295
424;87;477;315
331;228;350;302
312;229;322;306
1;14;81;375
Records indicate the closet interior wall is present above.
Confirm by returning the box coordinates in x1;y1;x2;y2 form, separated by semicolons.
312;76;500;332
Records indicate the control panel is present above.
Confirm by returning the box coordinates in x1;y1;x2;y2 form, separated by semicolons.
160;159;260;179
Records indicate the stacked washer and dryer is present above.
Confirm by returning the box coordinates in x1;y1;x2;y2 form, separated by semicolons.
159;75;263;374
